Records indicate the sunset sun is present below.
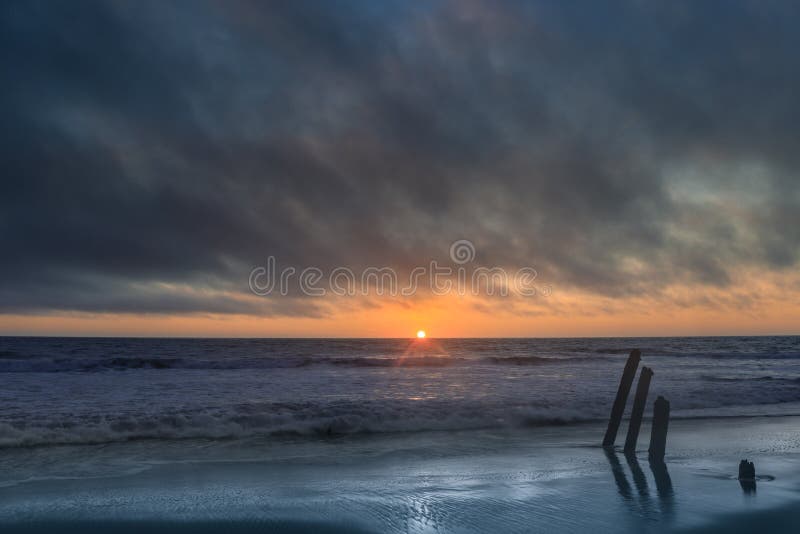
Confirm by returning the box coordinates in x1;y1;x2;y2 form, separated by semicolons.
416;330;426;339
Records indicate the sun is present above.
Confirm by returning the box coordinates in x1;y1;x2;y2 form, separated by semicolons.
416;330;426;339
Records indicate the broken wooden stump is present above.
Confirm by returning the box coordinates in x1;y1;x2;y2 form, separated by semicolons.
624;366;654;454
603;349;641;447
738;459;755;480
648;395;670;463
739;460;756;493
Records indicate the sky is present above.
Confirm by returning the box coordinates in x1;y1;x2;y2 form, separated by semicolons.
1;0;800;338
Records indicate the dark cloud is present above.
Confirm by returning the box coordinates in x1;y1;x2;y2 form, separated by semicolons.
1;0;799;314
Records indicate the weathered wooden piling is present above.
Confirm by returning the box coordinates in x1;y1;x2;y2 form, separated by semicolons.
738;459;755;480
624;366;654;454
648;396;670;463
603;349;641;447
739;461;757;494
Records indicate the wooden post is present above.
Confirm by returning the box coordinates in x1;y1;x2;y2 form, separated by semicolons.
603;349;641;447
648;396;670;463
624;366;654;454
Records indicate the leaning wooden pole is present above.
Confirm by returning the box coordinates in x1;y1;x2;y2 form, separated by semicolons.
602;349;641;447
624;366;654;454
648;396;670;463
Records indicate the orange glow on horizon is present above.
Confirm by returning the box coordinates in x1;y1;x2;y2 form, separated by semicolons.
1;269;799;338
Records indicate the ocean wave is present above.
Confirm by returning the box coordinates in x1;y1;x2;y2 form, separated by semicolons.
4;399;799;449
486;355;609;365
326;356;462;367
0;357;314;372
594;348;640;355
703;353;800;360
700;375;800;383
664;352;800;360
0;403;604;448
486;356;553;365
0;354;603;372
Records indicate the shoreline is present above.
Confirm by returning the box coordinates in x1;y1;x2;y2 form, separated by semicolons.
2;415;799;532
3;408;800;452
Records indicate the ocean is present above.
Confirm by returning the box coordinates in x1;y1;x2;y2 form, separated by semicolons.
1;336;800;447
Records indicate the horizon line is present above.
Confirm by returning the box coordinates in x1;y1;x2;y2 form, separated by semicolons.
1;333;798;340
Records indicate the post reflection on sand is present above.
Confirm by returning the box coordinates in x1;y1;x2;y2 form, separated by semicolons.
605;449;674;521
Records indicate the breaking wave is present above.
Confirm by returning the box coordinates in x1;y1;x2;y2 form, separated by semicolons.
0;403;604;448
0;354;607;373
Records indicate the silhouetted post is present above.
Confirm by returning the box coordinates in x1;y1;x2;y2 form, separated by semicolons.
739;460;756;493
624;366;654;454
603;349;641;447
648;396;670;463
738;459;755;480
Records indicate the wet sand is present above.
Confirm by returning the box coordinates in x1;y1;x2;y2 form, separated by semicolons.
1;416;799;533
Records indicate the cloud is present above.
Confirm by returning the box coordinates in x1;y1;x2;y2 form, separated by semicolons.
1;0;799;316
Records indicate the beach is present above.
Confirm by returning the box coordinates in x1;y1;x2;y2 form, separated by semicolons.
2;416;800;533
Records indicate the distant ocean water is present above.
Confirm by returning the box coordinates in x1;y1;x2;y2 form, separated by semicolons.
1;336;799;448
